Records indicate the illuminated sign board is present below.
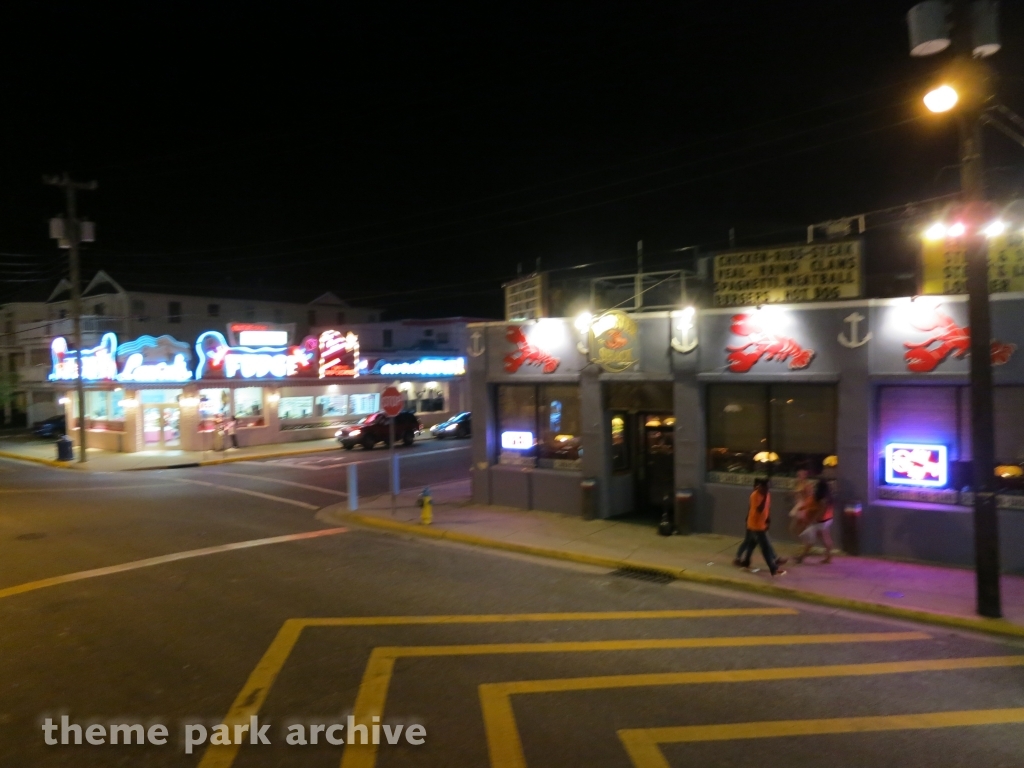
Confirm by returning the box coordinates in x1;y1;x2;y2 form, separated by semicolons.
196;331;317;379
238;330;289;346
885;443;948;488
318;330;360;377
115;335;193;383
226;322;294;346
49;333;118;382
501;431;534;450
374;357;465;377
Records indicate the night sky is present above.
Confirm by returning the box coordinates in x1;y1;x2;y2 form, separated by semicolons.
2;2;1023;318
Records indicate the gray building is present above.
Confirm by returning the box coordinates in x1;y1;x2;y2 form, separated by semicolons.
467;294;1024;572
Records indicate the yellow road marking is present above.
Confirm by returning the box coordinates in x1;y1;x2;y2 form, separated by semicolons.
341;632;928;768
176;478;320;509
195;608;797;768
0;527;347;600
617;708;1024;768
479;654;1024;768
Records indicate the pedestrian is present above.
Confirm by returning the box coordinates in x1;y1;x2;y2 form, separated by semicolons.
795;479;835;564
733;478;787;577
226;416;239;449
789;467;814;538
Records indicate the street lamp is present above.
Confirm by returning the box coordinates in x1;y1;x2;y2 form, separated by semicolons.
907;0;1002;618
924;84;958;113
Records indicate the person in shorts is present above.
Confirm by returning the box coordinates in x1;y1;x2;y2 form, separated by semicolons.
795;479;834;563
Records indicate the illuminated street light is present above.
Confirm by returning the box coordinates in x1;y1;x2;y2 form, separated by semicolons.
924;84;959;113
983;220;1006;237
924;222;947;240
573;311;593;333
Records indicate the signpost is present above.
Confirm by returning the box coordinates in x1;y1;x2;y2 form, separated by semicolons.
382;386;403;516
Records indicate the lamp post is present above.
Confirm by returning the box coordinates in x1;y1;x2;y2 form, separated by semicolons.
909;0;1001;618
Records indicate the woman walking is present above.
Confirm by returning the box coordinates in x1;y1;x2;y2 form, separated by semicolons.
795;479;834;563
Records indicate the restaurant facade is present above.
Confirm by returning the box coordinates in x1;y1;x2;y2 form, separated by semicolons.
53;322;468;453
467;295;1024;571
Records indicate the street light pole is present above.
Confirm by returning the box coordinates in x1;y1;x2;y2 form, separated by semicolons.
44;173;97;464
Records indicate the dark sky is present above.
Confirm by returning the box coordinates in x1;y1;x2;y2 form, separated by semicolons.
2;2;1023;317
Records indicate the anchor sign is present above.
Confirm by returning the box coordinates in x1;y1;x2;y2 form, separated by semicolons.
838;312;872;348
468;330;485;358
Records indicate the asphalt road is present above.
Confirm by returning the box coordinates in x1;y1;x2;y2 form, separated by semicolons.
1;449;1023;768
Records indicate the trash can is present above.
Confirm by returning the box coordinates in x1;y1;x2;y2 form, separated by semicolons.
842;502;862;556
580;478;598;520
56;436;74;462
674;490;695;535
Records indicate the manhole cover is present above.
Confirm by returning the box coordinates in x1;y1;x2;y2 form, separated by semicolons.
15;532;46;541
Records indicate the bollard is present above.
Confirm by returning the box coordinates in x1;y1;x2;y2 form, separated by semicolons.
417;486;433;525
842;502;862;555
674;490;694;535
347;463;359;511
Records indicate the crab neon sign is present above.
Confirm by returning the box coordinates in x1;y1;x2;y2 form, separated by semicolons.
196;331;317;379
885;443;948;488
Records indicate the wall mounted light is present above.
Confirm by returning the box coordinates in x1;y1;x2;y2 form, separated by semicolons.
118;398;138;408
267;392;281;403
670;306;698;353
574;311;593;354
58;397;70;405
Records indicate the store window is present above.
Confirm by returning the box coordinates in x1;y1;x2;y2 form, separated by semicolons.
234;387;264;418
132;299;147;320
139;388;183;404
707;383;836;478
279;396;314;420
317;394;348;417
168;301;182;323
383;329;393;348
208;303;220;318
199;388;230;431
538;385;581;469
349;392;380;415
497;384;537;466
85;390;109;419
877;385;1024;492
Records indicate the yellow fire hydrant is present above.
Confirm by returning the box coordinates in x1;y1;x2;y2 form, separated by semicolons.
417;486;433;525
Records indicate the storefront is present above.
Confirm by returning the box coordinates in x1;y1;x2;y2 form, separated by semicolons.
468;297;1024;571
52;325;468;453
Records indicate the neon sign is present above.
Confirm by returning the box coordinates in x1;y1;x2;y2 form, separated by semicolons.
885;443;948;488
115;335;193;383
318;330;360;377
501;431;534;450
196;331;318;379
374;357;465;377
49;333;118;381
238;330;288;346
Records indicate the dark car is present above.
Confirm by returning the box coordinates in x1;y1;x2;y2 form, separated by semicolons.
33;415;66;439
429;411;471;439
336;410;421;450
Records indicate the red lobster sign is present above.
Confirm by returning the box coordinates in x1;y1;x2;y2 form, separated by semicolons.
904;302;1016;372
503;326;560;373
726;313;815;373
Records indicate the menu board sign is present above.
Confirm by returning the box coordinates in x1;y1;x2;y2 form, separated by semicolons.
922;233;1024;295
713;241;862;307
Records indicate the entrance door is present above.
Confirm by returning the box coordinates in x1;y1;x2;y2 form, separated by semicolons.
143;406;180;449
640;413;675;514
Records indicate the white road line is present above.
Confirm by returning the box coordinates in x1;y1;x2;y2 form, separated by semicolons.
176;479;320;509
0;527;348;601
206;471;347;497
0;483;182;494
264;444;472;470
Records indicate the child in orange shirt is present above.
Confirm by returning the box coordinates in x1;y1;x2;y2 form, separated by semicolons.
733;478;787;576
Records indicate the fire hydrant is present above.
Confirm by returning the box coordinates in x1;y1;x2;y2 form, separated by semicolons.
417;486;433;525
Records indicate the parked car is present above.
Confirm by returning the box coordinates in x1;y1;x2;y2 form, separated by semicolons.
429;411;471;439
32;415;66;439
336;410;421;450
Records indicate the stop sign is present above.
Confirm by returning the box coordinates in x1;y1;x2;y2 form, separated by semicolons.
381;386;404;418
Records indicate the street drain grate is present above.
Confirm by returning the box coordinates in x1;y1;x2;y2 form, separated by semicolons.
610;567;674;585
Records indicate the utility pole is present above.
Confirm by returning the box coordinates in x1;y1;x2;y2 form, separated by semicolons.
909;0;1002;617
44;173;97;464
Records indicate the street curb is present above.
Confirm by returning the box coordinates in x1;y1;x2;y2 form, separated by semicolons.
0;450;78;469
334;511;1024;642
0;444;341;472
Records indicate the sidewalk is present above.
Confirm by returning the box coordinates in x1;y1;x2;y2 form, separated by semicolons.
321;479;1024;639
0;436;341;471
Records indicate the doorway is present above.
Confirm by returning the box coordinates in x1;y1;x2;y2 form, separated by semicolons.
143;406;180;449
